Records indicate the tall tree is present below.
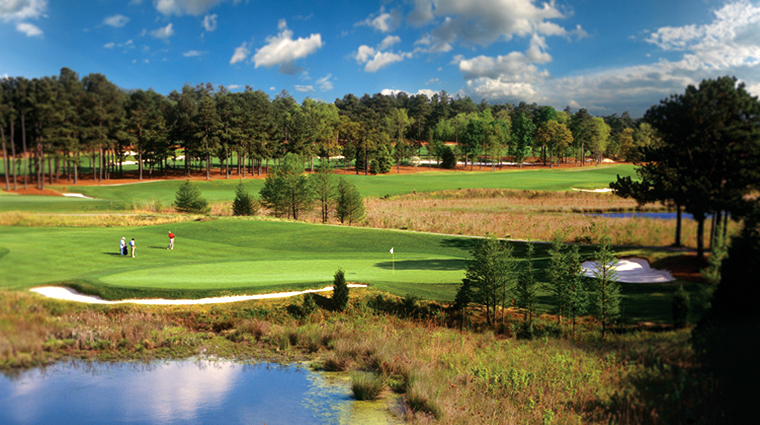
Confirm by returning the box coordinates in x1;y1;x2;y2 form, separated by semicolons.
334;177;365;224
462;236;515;327
510;112;535;168
514;241;538;334
588;239;621;338
259;153;313;220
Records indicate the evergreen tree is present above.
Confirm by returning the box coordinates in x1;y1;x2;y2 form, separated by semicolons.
369;143;393;174
463;235;515;327
588;239;621;338
514;242;538;335
565;244;588;338
174;179;210;214
454;278;473;330
335;177;365;224
312;162;336;223
332;268;349;312
440;145;457;169
232;180;257;216
259;153;313;220
546;237;571;325
672;285;690;329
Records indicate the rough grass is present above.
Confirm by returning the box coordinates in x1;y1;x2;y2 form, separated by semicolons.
362;189;740;248
0;289;720;424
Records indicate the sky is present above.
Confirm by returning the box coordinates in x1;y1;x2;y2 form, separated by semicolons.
2;0;760;117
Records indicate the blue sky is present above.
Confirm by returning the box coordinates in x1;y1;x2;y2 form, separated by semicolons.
2;0;760;117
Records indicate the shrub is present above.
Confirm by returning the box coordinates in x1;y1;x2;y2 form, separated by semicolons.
441;146;457;169
232;181;258;216
174;179;210;214
350;372;385;400
332;269;349;312
672;285;690;329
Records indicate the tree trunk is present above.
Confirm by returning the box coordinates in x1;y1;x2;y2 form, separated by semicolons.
2;128;10;190
675;203;682;247
10;121;17;190
21;112;28;190
696;214;706;261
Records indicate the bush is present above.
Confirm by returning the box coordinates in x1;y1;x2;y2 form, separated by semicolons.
672;285;690;329
350;372;385;400
369;145;393;174
232;181;258;216
332;269;349;312
441;146;457;169
174;179;210;214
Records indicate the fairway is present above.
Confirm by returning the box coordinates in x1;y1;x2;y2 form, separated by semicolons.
0;164;636;213
0;219;481;301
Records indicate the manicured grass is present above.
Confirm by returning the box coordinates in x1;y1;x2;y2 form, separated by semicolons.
0;217;703;323
0;164;636;213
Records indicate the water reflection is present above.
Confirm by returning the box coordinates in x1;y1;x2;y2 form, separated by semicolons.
0;360;402;425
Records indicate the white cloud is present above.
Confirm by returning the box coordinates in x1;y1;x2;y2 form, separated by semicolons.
103;14;130;28
229;41;249;64
1;0;46;21
202;13;217;31
183;50;206;57
382;88;440;98
228;84;241;89
407;0;580;48
252;20;323;74
153;0;225;16
364;51;408;72
378;35;401;50
104;42;115;48
295;85;314;92
356;7;401;33
316;74;333;91
16;22;42;36
150;23;174;39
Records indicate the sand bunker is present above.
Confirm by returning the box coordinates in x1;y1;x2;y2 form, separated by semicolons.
581;258;675;283
30;284;368;305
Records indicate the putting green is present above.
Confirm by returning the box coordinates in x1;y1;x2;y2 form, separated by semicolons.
100;256;467;290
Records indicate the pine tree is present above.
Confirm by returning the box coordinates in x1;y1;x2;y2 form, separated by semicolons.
546;237;571;326
463;235;515;327
369;143;393;174
588;239;621;338
514;242;538;336
672;285;690;329
565;244;589;338
335;177;365;224
174;179;210;214
232;180;257;216
332;268;349;312
312;162;336;223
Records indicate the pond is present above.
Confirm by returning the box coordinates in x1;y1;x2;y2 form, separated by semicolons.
0;360;403;425
587;212;702;220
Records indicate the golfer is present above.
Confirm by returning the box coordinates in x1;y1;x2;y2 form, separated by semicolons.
130;238;136;258
167;231;175;250
120;237;126;255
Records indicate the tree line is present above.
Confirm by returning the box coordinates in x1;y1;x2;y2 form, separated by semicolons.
2;67;656;192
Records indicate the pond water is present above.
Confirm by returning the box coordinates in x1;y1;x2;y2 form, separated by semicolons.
588;212;701;220
0;360;403;425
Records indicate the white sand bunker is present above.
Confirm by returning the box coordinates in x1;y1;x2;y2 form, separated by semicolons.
581;258;675;283
30;285;368;305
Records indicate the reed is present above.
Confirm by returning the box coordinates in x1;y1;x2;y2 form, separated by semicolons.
350;371;386;400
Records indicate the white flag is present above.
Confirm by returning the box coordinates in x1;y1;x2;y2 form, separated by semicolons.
390;247;394;254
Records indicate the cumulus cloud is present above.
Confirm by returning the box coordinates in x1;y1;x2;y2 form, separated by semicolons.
150;23;174;39
355;7;401;33
354;35;412;72
104;42;115;48
229;41;249;64
183;50;207;57
103;14;130;28
408;0;581;49
202;13;217;31
16;22;42;36
153;0;225;16
252;19;323;74
1;0;47;21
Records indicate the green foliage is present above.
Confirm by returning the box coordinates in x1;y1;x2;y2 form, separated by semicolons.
334;177;365;225
259;153;313;220
369;144;393;174
588;239;621;338
332;268;349;312
174;179;210;214
545;237;571;324
463;235;516;327
514;241;538;332
350;372;385;401
301;293;318;316
672;285;690;329
440;145;457;169
312;162;336;223
232;180;258;216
